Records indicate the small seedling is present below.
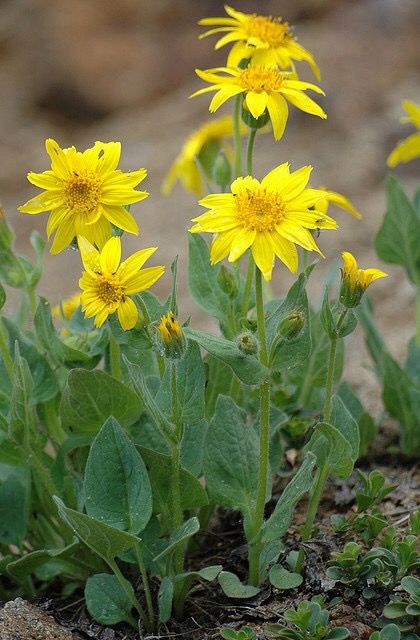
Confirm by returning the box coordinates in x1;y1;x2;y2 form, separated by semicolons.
220;626;257;640
266;597;350;639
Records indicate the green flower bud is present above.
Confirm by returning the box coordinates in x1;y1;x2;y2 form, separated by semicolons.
217;265;239;298
278;309;305;340
236;331;258;356
153;311;186;360
241;105;270;130
212;150;232;188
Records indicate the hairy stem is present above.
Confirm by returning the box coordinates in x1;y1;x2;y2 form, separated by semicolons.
233;95;243;177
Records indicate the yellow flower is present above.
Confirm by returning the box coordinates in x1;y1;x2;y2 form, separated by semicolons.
387;101;420;167
190;163;338;281
162;116;245;196
19;139;148;254
199;5;320;79
78;236;164;330
191;65;326;140
157;311;186;359
340;251;387;308
52;293;81;320
315;189;361;219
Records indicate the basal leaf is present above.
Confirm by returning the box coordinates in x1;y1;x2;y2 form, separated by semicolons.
85;573;136;627
218;571;259;599
158;576;173;623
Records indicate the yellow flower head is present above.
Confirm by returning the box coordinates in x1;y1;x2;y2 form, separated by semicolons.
190;163;339;281
387;101;420;167
340;251;387;308
191;65;326;141
19;139;148;253
157;311;186;359
315;189;361;219
78;236;164;330
52;293;81;320
162;116;245;196
199;5;320;80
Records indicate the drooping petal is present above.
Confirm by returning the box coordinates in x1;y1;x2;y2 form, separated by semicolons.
117;297;138;330
266;93;289;140
251;232;275;281
228;227;256;261
277;221;324;254
101;205;139;234
387;132;420;167
210;228;240;263
209;86;244;112
46;207;68;238
245;91;268;118
281;88;327;119
50;217;77;254
270;231;298;273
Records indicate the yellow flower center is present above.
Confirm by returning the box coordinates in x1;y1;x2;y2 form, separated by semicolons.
239;66;284;92
234;187;285;232
97;275;123;306
245;16;290;48
65;171;101;215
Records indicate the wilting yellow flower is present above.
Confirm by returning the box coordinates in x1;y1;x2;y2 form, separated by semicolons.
157;311;186;359
199;5;320;79
315;189;361;219
78;236;164;330
190;163;338;281
162;116;245;196
19;139;148;254
387;101;420;167
52;293;81;320
340;251;387;308
191;66;326;140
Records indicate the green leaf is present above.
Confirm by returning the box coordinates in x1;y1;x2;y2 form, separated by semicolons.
267;267;312;371
85;573;135;627
2;319;58;403
357;296;387;378
54;497;139;564
7;540;79;579
203;396;259;525
180;419;208;477
188;234;229;323
330;395;360;463
34;298;91;367
218;571;259;599
84;417;152;534
60;369;142;434
269;565;303;590
158;576;173;623
153;517;200;561
326;629;350;640
175;564;223;586
0;475;29;544
306;422;354;479
375;176;420;283
406;338;420;383
382;352;420;455
138;446;208;517
337;382;376;457
8;345;34;445
155;341;205;424
262;453;315;543
185;327;268;385
376;625;402;640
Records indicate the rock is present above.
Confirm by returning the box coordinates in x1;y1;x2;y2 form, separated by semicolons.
0;598;76;640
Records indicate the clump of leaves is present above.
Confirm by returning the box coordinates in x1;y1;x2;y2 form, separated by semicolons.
370;624;403;640
266;596;349;640
331;470;396;544
327;534;420;599
377;576;420;638
220;626;257;640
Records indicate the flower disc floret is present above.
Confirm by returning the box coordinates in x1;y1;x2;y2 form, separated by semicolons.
199;5;320;79
190;163;339;281
78;236;165;330
191;65;326;140
19;139;149;253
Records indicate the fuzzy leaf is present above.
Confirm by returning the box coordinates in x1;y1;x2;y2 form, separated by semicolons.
218;571;260;599
188;234;230;322
269;565;303;590
85;573;135;626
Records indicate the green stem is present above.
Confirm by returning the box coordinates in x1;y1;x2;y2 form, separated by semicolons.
416;288;420;346
109;559;149;631
194;156;213;194
248;267;270;586
297;308;348;570
42;399;66;445
170;362;184;576
0;317;13;380
157;353;165;379
241;252;254;320
109;331;122;381
135;542;155;631
246;128;257;175
233;95;243;177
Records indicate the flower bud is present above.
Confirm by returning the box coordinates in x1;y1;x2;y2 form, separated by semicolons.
236;331;258;356
241;105;270;130
339;252;387;309
212;150;232;188
217;265;239;298
155;311;186;360
278;309;305;341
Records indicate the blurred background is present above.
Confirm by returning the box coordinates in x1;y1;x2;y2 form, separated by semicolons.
0;0;419;408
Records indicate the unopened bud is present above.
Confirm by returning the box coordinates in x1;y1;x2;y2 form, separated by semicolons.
241;104;270;130
236;331;258;356
212;150;232;188
278;309;305;341
217;265;239;298
155;311;186;360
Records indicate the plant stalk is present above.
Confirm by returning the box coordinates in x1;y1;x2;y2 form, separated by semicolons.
135;542;155;631
248;267;270;586
0;317;13;380
416;287;420;346
233;95;243;177
109;331;122;381
246;128;257;175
